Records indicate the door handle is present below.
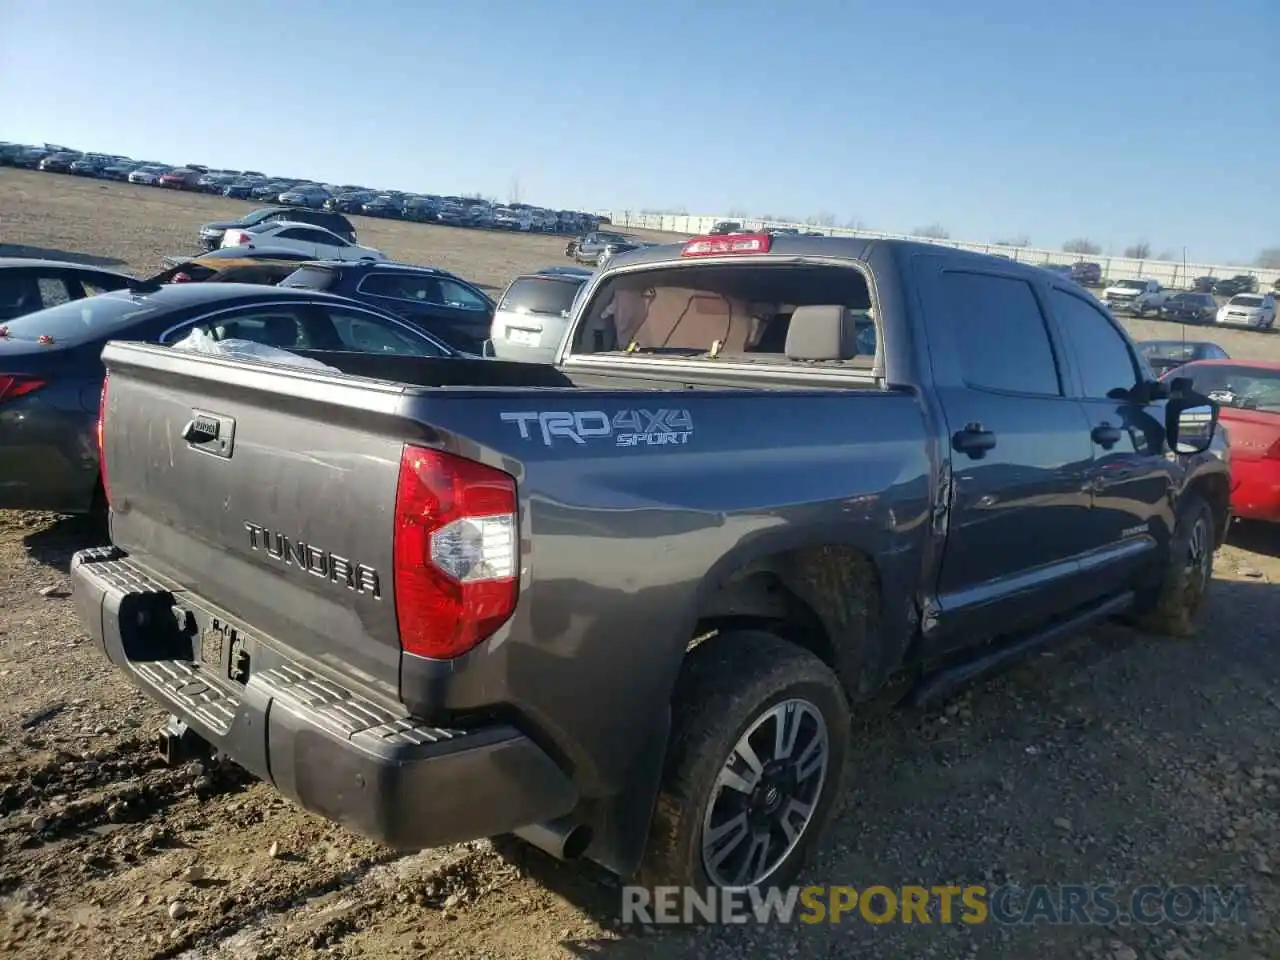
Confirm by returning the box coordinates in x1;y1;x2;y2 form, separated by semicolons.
1091;422;1123;449
952;422;997;459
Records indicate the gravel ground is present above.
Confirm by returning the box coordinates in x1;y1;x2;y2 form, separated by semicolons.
3;168;1280;959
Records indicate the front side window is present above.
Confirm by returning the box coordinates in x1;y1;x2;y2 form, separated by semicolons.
438;279;488;310
1050;288;1140;399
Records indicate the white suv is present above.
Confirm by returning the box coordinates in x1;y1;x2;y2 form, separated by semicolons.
488;268;594;363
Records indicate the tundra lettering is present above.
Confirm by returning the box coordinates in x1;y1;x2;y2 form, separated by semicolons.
243;521;381;597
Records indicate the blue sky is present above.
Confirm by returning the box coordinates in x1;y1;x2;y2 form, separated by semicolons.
2;0;1277;263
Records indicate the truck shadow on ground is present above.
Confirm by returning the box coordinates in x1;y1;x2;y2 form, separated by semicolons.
1226;519;1280;558
492;574;1280;959
21;515;108;573
0;244;127;268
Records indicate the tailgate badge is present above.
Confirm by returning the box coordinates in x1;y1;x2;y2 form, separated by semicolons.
183;409;236;459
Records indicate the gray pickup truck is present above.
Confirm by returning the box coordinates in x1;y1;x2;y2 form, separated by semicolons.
72;233;1229;893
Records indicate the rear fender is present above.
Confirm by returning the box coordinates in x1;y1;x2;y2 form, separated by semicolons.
591;522;897;878
689;522;895;700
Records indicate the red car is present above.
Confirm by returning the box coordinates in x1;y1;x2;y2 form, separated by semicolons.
1165;359;1280;522
158;167;201;190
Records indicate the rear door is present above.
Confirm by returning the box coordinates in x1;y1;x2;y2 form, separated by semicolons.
1045;284;1174;592
912;253;1096;651
355;273;491;351
273;227;324;257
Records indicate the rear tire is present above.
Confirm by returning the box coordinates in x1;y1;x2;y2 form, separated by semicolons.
1133;495;1215;638
639;630;850;890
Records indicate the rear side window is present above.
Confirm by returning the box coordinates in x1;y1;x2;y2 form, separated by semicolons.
193;309;312;349
499;278;584;318
37;277;75;309
940;271;1061;396
359;273;443;301
325;308;444;357
280;266;340;290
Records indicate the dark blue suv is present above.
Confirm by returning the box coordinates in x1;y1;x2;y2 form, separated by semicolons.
278;260;495;353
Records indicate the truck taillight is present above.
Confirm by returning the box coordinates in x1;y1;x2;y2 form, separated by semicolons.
235;232;251;246
172;272;192;283
97;376;110;506
393;444;518;660
681;233;772;257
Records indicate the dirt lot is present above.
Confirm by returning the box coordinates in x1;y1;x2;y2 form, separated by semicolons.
3;167;1280;960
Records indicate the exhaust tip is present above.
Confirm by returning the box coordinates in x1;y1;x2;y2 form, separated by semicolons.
513;817;594;861
561;824;593;860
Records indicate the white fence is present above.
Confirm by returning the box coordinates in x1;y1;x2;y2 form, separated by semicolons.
599;211;1280;292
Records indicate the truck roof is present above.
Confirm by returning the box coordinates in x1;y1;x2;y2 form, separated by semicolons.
605;234;1050;281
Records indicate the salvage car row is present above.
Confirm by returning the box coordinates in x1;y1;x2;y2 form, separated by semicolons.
0;141;602;235
1101;277;1278;330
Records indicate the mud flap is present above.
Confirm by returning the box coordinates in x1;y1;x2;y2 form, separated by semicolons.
580;706;670;878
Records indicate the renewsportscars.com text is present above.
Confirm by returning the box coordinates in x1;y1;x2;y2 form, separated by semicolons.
621;884;1250;926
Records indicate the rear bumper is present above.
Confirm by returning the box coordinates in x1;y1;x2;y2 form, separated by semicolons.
488;341;559;364
71;546;578;849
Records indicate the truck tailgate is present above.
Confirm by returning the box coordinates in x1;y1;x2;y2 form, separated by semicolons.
100;342;431;697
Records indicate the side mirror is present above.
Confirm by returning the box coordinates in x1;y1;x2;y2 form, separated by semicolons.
1166;397;1218;455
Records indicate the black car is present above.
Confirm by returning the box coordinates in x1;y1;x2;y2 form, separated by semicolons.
1193;276;1218;293
0;283;462;517
325;192;375;213
197;207;357;250
360;196;404;218
1137;340;1230;377
279;260;495;352
567;231;633;265
1213;275;1258;297
1159;291;1218;325
0;258;137;321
